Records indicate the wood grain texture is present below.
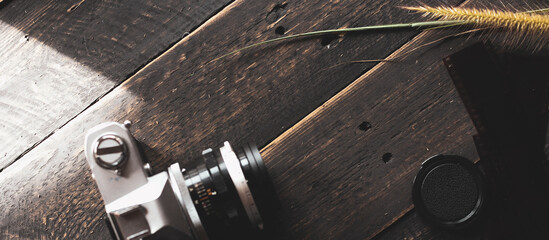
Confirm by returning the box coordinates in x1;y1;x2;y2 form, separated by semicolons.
372;49;549;240
8;0;548;238
365;0;549;238
0;0;231;80
261;29;482;239
0;22;114;171
0;0;467;238
373;210;481;240
0;0;232;170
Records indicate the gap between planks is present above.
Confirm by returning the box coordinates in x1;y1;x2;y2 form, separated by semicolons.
0;0;239;173
0;0;438;173
0;0;464;237
261;1;471;238
0;0;464;236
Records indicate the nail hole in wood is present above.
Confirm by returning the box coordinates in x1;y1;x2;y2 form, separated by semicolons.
320;35;338;47
382;153;393;163
358;121;372;131
275;26;285;35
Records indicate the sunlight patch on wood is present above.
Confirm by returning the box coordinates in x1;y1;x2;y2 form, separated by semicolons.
0;21;116;170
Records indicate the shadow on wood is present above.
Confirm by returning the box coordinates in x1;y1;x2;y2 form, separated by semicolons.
445;43;549;239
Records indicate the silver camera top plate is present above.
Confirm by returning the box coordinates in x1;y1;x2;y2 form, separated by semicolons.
84;122;149;204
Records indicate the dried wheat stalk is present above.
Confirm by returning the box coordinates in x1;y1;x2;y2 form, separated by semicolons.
212;5;549;62
404;6;549;36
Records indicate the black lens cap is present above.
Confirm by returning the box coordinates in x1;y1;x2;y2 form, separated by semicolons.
412;155;486;230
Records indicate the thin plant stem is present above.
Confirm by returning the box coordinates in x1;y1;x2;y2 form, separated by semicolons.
525;7;549;14
423;22;467;31
211;5;549;63
323;27;487;70
210;20;466;62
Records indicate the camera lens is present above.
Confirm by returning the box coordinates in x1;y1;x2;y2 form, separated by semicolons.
181;142;279;239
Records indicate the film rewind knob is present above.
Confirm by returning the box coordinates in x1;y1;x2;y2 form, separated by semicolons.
93;134;129;173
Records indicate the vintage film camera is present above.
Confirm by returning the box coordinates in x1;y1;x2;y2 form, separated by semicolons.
84;121;279;240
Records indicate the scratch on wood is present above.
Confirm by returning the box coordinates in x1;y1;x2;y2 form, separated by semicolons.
67;0;85;13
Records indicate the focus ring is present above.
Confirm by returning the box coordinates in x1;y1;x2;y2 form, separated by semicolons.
219;142;264;230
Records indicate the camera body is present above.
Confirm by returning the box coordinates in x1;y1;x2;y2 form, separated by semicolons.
84;121;278;240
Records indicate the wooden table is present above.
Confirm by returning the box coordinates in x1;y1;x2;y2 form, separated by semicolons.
0;0;546;239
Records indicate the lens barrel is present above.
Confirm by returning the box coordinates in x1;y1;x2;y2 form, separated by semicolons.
182;143;279;240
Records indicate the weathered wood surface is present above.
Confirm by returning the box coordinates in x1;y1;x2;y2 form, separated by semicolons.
373;49;549;240
261;30;483;239
0;0;232;170
371;0;549;238
1;0;547;239
0;0;468;238
373;210;481;240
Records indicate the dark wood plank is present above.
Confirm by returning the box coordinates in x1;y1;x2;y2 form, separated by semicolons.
261;31;483;239
0;0;231;80
366;0;549;238
0;0;468;238
0;0;232;169
366;1;549;238
373;210;481;240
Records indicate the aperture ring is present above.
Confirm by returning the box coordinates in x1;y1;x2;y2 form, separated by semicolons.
219;142;264;230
